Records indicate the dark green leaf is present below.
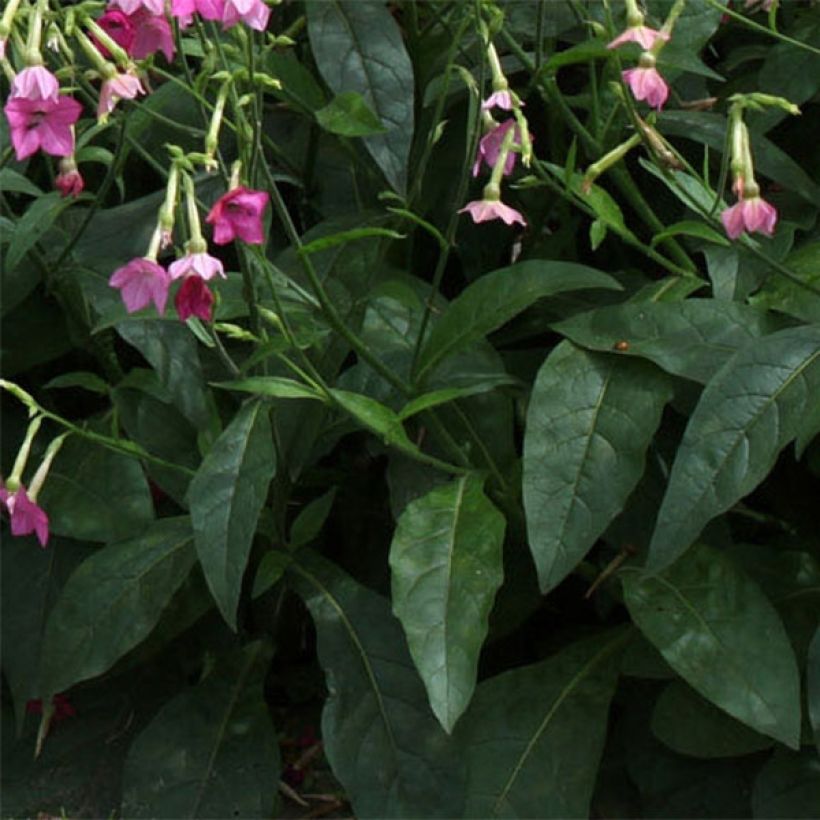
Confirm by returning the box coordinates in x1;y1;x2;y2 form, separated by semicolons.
214;376;324;402
38;437;154;543
189;401;276;630
306;0;414;192
651;220;730;247
651;680;773;758
457;630;628;818
398;379;514;420
648;326;820;570
809;626;820;754
624;544;801;748
38;518;195;698
290;551;465;818
316;91;389;136
5;192;72;273
289;488;337;548
121;642;279;818
44;371;109;394
523;343;672;592
251;552;291;599
0;168;43;197
750;242;820;324
752;749;820;819
390;474;505;732
415;261;621;381
553;299;787;384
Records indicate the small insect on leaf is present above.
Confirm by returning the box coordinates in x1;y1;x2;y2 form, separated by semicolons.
613;340;630;351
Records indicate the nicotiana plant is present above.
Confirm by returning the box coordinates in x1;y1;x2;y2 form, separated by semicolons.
1;0;819;817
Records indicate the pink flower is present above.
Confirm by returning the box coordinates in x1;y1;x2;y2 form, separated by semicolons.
473;120;520;178
168;251;225;281
98;70;144;119
607;25;669;51
171;0;225;24
3;484;49;547
222;0;270;30
94;10;136;57
109;0;165;14
10;66;60;102
622;66;669;110
482;90;517;112
206;186;269;245
109;257;171;313
720;195;778;240
175;275;215;321
130;8;175;61
4;95;82;161
459;198;526;227
56;166;84;198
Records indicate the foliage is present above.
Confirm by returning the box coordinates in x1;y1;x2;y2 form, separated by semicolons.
1;0;819;817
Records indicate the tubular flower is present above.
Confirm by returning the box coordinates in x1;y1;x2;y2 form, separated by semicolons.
129;8;175;61
175;275;215;321
473;120;521;178
168;250;225;281
55;161;84;198
94;10;136;56
608;25;669;50
721;194;778;240
4;95;82;160
109;257;171;314
206;187;270;245
10;66;60;101
622;63;669;111
2;484;49;547
459;197;526;227
222;0;270;30
98;70;144;120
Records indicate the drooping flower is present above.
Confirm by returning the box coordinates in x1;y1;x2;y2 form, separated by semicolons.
94;10;136;57
98;69;144;120
10;65;60;101
109;257;171;313
720;194;778;240
55;159;84;198
168;250;225;281
622;64;669;110
129;8;175;61
4;95;82;160
607;25;669;51
473;120;521;178
221;0;270;31
175;274;215;321
109;0;165;14
482;89;519;112
459;197;526;227
206;186;269;245
171;0;225;25
4;484;49;547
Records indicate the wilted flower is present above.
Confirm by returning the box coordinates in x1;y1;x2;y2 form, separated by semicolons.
206;186;269;245
109;257;171;313
4;95;82;160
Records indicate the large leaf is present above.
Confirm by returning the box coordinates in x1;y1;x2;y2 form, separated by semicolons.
553;299;786;384
623;544;801;748
38;518;195;699
752;749;820;819
648;326;820;570
189;401;276;630
38;436;154;543
389;474;505;733
750;242;820;324
414;261;620;382
306;0;414;193
290;551;465;818
121;642;279;818
523;343;672;593
651;680;773;759
457;629;628;818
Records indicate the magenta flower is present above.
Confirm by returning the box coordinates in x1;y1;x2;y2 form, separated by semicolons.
206;187;269;245
222;0;270;30
98;70;144;119
622;66;669;110
3;484;49;547
94;10;137;57
169;250;225;281
720;195;778;240
4;95;82;161
473;120;520;178
171;0;225;25
56;166;84;198
109;257;171;313
459;198;526;227
130;8;175;61
10;66;60;101
175;275;215;322
607;25;669;51
109;0;165;13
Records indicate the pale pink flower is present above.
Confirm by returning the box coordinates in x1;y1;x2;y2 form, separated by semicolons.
4;95;82;160
3;484;49;547
0;38;7;61
168;251;225;281
175;275;215;321
109;0;165;13
55;166;84;198
473;120;520;177
171;0;225;24
222;0;270;30
459;198;526;227
98;70;144;119
10;66;60;101
109;257;171;313
130;8;175;61
206;187;269;245
720;195;778;240
622;66;669;110
607;25;669;51
482;90;517;112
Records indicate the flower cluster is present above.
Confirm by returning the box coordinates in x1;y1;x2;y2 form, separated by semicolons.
171;0;270;31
